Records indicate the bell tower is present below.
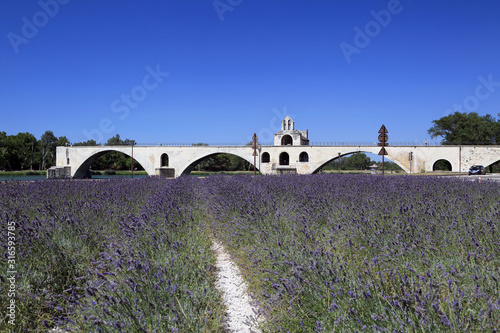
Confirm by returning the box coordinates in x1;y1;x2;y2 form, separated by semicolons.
274;116;309;146
281;116;295;131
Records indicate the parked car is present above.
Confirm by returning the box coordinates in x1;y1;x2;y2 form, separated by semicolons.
468;165;486;175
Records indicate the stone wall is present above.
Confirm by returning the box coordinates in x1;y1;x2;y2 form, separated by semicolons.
47;166;71;179
155;167;175;178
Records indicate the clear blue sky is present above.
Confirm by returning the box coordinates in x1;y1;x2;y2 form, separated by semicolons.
1;0;500;146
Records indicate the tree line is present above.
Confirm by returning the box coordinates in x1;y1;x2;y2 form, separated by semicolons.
0;131;139;171
324;153;403;172
0;132;248;172
0;130;68;171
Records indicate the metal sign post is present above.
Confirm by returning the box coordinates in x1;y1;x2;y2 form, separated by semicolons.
252;133;258;176
377;125;389;175
409;151;413;174
131;140;135;179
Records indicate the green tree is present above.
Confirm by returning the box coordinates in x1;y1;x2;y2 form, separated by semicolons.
57;136;70;147
40;130;58;169
4;132;38;170
211;154;231;171
0;131;7;170
228;154;251;171
433;160;452;171
428;112;500;145
324;156;347;171
380;161;403;172
106;134;132;146
90;134;139;171
343;153;371;170
73;139;97;146
189;148;252;172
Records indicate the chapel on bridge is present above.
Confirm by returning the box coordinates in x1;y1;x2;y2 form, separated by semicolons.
273;116;309;146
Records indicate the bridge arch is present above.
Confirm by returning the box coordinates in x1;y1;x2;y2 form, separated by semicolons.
72;148;150;178
482;154;500;170
179;151;257;176
311;150;409;174
432;159;452;171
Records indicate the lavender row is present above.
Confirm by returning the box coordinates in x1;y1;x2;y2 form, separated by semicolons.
0;178;225;332
204;175;500;332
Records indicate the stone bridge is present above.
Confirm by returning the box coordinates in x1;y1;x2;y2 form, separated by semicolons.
51;144;500;178
49;116;500;178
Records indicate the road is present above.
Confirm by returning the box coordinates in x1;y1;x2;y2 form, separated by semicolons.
453;173;500;182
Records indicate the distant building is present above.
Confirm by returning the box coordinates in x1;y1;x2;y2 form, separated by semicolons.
273;116;309;146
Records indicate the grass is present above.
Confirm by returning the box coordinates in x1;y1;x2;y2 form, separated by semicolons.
0;170;46;176
191;170;261;176
89;170;148;176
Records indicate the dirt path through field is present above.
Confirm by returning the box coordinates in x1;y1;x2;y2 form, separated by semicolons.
212;241;262;333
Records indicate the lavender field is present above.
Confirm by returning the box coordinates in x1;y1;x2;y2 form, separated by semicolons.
1;178;225;332
1;175;499;332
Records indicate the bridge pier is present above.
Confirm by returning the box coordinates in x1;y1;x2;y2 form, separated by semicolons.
47;166;71;179
155;167;175;178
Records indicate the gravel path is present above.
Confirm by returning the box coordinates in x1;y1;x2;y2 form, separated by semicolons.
52;242;262;332
212;241;262;333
